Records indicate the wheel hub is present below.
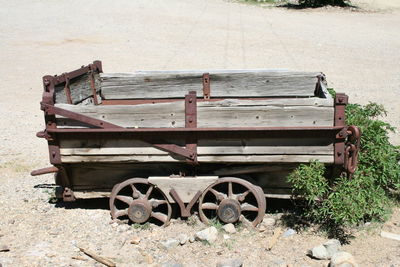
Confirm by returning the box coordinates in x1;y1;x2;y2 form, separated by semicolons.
217;198;241;223
128;199;152;223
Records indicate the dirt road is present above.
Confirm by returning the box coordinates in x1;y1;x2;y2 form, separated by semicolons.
0;0;399;266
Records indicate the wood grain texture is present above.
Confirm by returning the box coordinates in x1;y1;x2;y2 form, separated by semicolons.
55;98;334;128
61;154;333;163
100;71;322;99
55;73;100;104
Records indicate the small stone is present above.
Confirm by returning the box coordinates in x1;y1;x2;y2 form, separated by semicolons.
258;225;266;232
262;217;276;227
178;234;188;245
309;244;329;260
162;262;183;267
323;239;341;257
111;222;118;228
216;258;243;267
160;239;179;250
130;236;141;245
223;234;230;240
222;223;236;234
189;236;195;243
329;252;358;267
145;254;154;264
195;226;218;243
282;228;296;237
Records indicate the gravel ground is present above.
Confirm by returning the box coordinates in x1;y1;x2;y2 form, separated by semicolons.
0;0;399;266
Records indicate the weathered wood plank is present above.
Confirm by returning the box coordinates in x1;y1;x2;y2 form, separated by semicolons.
100;71;322;99
55;98;334;128
60;145;333;156
61;154;333;163
55;73;101;104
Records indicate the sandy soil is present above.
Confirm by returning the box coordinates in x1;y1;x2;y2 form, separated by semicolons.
0;0;399;266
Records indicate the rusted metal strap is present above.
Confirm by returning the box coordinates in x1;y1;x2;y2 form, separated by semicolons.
63;74;73;104
170;189;202;217
89;64;99;105
185;91;198;163
50;60;103;86
41;103;122;129
202;73;210;99
151;143;196;161
31;166;59;176
334;93;349;166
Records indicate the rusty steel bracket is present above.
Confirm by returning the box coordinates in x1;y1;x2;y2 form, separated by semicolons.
169;189;202;217
150;143;196;161
185;91;198;163
41;102;123;129
63;74;73;104
202;73;210;100
88;63;99;105
30;166;59;176
344;125;361;175
334;93;349;166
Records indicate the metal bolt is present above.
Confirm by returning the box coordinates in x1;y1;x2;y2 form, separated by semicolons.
338;97;343;103
189;98;193;103
337;152;342;156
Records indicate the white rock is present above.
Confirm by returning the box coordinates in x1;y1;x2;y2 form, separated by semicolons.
309;244;329;260
216;258;243;267
178;234;188;245
223;234;230;240
189;236;195;243
262;217;276;227
160;239;179;250
130;236;141;245
222;223;236;234
324;239;341;257
195;226;218;243
329;252;358;267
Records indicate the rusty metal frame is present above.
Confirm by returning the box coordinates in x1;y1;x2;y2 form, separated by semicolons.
169;189;202;217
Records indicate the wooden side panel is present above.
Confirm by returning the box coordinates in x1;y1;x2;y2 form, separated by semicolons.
55;98;334;128
100;71;322;99
55;73;100;104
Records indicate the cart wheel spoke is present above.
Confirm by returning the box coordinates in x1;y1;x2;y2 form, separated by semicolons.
149;199;168;208
115;195;133;205
228;182;233;198
145;185;153;199
237;189;251;202
241;203;259;212
114;208;128;218
151;212;168;223
130;184;143;199
209;188;226;201
201;202;219;210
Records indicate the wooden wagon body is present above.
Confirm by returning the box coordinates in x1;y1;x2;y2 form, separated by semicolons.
32;61;360;226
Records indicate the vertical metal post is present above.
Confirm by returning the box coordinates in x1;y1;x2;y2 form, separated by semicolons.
185;91;197;163
334;93;348;166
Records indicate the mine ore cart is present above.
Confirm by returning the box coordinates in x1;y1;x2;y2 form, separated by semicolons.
32;61;360;226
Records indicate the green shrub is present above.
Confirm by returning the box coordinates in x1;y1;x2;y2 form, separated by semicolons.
288;101;400;230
